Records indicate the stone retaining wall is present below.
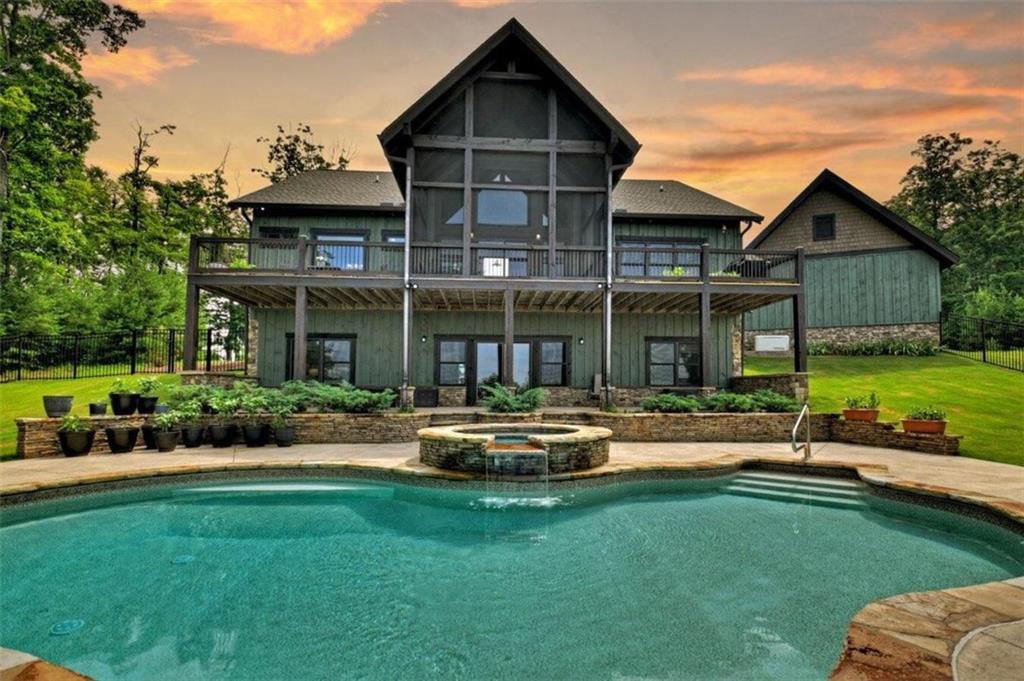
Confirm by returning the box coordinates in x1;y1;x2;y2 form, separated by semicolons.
744;322;940;351
18;415;151;458
832;419;961;456
729;373;809;401
588;412;836;442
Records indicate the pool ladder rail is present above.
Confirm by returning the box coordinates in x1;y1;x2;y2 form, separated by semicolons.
792;403;811;462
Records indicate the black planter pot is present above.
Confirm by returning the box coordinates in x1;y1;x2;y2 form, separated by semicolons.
181;425;205;448
43;396;74;418
200;403;214;415
155;430;179;453
104;427;139;454
273;427;296;447
209;423;238;448
58;430;95;457
137;396;159;414
242;424;270;447
141;424;157;449
89;402;108;416
154;404;170;414
109;392;140;416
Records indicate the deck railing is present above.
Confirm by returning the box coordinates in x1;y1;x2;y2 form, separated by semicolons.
191;237;800;284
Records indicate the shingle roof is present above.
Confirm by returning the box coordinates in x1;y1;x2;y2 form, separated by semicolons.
230;170;761;222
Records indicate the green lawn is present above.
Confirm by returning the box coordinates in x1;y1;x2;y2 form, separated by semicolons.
0;374;180;459
745;353;1024;466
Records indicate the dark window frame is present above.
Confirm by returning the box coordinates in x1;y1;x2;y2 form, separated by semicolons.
436;338;468;386
309;228;371;271
812;214;836;241
616;236;705;277
258;226;300;239
432;335;571;388
645;336;701;387
285;333;356;383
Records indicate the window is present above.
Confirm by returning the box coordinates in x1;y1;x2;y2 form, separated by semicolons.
539;341;568;386
411;187;464;242
618;239;702;278
812;214;836;241
311;232;366;270
258;227;299;239
438;340;467;385
647;338;701;387
287;335;355;383
473;151;548;186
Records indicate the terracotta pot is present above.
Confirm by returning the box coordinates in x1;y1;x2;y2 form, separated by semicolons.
842;408;879;422
901;419;947;435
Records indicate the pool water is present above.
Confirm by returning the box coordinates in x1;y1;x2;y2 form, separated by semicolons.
1;478;1022;681
492;434;531;445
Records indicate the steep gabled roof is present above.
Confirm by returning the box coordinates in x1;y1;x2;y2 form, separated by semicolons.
378;18;641;190
229;170;759;222
748;169;959;268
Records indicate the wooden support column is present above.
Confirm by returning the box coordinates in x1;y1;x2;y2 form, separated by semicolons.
501;288;515;387
699;242;713;389
793;247;807;373
293;285;308;380
462;87;473;276
183;279;200;370
602;285;613;406
401;285;414;406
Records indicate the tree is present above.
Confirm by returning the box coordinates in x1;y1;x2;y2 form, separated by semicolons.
252;122;349;183
888;133;1024;317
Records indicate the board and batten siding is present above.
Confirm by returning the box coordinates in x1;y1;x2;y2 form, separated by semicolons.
255;308;735;389
252;212;404;241
745;249;941;330
613;219;742;249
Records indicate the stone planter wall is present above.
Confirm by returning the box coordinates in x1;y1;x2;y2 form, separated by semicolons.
744;322;941;352
729;373;809;401
832;419;961;455
587;412;836;443
18;415;151;458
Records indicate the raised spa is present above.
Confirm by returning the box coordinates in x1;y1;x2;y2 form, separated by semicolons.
417;423;612;475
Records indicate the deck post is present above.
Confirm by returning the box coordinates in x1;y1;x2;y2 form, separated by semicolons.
401;285;414;407
502;288;515;387
183;279;200;370
293;285;308;380
602;285;613;406
699;288;713;389
793;247;807;374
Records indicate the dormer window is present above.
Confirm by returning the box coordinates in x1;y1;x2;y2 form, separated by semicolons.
812;214;836;241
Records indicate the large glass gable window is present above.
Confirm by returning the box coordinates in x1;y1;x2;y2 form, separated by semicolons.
287;335;355;383
647;338;701;387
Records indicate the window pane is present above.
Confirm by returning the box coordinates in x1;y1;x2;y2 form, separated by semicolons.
541;342;563;363
439;363;466;385
649;364;674;386
473;191;548;243
439;341;466;362
416;149;464;184
412;188;464;242
540;363;563;386
556;192;605;247
305;339;321;379
513;342;531;387
678;364;699;386
473;151;548;186
556;154;605;187
650;342;674;364
313;235;365;270
475;80;548;139
324;339;351;363
323;362;351;382
477;189;528;226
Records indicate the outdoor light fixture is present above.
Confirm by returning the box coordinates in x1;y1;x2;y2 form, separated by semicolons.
578;337;585;345
420;335;427;343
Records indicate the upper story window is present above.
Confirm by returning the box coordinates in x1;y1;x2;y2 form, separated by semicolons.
812;214;836;241
311;231;366;270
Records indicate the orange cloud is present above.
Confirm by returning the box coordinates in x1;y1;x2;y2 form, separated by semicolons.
125;1;390;54
678;60;1021;99
81;46;196;87
876;11;1024;57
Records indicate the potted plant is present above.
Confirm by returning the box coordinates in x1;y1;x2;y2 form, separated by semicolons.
136;378;161;414
270;400;297;447
109;378;140;416
140;421;158;449
43;395;74;418
843;392;880;422
902;406;948;435
239;390;271;447
89;401;107;416
178;401;206;448
152;411;181;452
57;414;95;457
104;424;140;454
207;391;240;448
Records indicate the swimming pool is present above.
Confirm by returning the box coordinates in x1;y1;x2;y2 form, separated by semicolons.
1;475;1021;680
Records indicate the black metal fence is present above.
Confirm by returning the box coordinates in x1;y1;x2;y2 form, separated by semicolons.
0;328;247;383
940;312;1024;372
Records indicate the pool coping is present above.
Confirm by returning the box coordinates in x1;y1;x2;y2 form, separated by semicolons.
2;453;1022;681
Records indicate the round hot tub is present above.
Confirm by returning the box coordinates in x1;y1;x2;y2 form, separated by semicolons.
417;423;612;476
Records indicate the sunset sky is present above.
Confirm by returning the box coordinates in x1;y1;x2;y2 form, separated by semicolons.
83;1;1023;238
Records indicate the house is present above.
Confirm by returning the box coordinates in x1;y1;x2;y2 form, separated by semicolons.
744;169;958;350
183;19;807;407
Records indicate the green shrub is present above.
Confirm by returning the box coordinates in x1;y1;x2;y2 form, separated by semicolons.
153;411;180;432
166;384;216;410
639;393;702;413
845;392;880;409
479;384;547;413
136;377;161;397
57;414;91;433
333;387;396;413
808;339;938;357
747;389;800;413
208;390;240;416
701;392;758;413
905;406;946;421
110;378;134;394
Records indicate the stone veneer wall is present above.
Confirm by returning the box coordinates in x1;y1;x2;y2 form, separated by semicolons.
436;387;466;407
744;322;940;351
729;373;809;402
16;410;961;458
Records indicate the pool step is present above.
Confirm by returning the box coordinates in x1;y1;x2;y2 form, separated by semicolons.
723;472;868;510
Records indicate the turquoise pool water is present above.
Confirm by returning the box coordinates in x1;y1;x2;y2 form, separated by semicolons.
1;477;1022;681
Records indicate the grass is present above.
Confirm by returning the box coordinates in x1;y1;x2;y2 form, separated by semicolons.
745;353;1024;466
0;374;180;459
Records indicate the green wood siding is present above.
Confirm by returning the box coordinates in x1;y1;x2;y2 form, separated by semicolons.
252;213;404;241
613;219;742;249
745;249;942;330
255;308;735;389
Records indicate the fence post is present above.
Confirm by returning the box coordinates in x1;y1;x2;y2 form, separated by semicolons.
72;335;80;379
16;335;23;381
167;328;176;373
980;318;987;364
205;328;213;372
130;330;139;374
